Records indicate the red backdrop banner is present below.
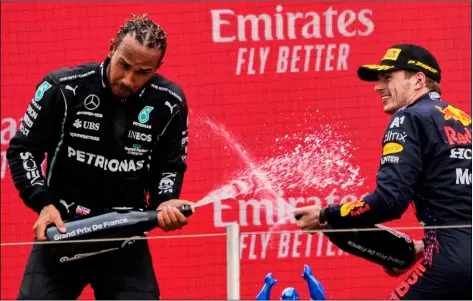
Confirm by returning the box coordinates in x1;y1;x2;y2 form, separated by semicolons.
1;1;471;299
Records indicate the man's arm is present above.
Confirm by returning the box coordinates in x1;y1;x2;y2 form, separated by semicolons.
321;111;425;227
147;101;189;210
6;77;66;214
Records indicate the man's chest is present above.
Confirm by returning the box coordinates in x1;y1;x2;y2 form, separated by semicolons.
62;89;172;160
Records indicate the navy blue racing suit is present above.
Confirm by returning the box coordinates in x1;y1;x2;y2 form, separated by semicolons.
321;92;472;299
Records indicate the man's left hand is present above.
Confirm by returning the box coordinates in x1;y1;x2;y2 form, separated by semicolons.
294;205;325;231
157;199;194;232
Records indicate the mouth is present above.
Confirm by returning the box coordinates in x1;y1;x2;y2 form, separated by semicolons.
116;86;132;97
120;87;132;93
381;95;391;104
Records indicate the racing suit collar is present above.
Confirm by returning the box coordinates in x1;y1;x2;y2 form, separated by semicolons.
99;57;117;101
405;90;441;109
100;57;111;90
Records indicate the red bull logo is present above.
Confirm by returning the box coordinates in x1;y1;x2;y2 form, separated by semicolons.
435;105;472;126
444;126;472;145
340;200;370;217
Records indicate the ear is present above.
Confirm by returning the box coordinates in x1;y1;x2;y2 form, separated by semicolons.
414;72;426;90
108;39;116;59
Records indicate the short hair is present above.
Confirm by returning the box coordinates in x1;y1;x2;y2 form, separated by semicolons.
406;70;442;95
116;14;167;63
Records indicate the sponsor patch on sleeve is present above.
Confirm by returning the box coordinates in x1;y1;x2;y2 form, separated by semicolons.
382;142;404;155
340;200;371;217
34;81;52;101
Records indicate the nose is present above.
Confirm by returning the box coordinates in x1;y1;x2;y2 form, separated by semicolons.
121;72;134;88
374;81;383;93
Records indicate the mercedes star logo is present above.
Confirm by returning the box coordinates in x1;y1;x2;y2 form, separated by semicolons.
84;94;100;111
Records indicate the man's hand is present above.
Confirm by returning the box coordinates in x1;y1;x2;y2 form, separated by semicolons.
157;199;194;232
33;204;66;241
384;239;425;277
294;205;325;231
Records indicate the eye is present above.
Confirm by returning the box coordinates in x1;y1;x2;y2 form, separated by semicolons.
137;70;150;75
119;61;130;69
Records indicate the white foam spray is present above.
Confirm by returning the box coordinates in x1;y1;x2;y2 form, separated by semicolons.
194;116;364;226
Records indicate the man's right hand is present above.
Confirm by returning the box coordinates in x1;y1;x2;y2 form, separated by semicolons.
156;199;194;232
33;204;67;241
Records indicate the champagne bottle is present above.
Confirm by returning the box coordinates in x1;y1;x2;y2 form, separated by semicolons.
295;214;415;269
45;205;194;263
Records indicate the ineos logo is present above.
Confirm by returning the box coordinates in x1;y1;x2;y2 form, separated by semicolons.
128;130;152;142
84;94;100;111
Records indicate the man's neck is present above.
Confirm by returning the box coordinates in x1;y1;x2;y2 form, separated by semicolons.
405;88;431;107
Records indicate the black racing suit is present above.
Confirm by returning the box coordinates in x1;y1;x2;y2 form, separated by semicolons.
321;92;472;299
7;57;189;299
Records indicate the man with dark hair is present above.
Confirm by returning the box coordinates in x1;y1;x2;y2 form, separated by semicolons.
294;44;472;299
7;14;191;299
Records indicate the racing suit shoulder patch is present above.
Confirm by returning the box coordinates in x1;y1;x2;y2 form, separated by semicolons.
48;63;100;85
148;74;187;107
433;102;472;127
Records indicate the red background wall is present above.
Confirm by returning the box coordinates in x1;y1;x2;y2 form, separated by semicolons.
1;1;471;299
